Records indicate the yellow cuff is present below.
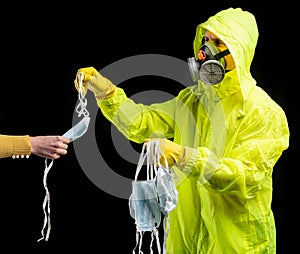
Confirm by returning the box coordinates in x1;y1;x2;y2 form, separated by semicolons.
12;135;31;157
95;79;116;100
176;146;194;170
0;135;31;159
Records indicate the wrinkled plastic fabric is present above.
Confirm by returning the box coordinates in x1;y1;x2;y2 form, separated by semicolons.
99;7;290;254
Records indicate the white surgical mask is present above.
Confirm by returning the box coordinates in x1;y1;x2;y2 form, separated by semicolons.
37;72;90;242
129;140;178;254
156;165;178;217
63;116;90;142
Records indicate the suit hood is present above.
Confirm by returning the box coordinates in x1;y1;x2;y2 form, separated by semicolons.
193;7;259;100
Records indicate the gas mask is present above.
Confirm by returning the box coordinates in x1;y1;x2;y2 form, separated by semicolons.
188;41;230;85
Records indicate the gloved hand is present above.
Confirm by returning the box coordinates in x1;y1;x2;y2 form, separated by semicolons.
74;67;116;99
145;138;184;168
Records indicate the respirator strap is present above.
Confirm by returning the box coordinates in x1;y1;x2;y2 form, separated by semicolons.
214;49;230;60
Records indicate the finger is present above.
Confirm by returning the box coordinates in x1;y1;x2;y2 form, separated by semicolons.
52;154;61;159
60;143;68;149
74;79;79;89
74;78;87;94
61;137;70;144
57;148;68;155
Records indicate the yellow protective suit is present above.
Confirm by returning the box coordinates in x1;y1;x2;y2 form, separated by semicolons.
97;7;289;254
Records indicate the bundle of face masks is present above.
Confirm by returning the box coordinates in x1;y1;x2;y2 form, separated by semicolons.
129;140;178;254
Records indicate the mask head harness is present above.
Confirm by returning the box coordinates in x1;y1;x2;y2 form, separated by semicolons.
188;40;230;85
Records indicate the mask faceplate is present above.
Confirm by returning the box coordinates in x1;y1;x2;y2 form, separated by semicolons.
188;41;230;85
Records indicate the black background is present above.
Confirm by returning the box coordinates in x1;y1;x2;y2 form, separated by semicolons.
0;1;296;253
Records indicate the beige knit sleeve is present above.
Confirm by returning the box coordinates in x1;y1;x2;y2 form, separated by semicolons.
0;135;32;159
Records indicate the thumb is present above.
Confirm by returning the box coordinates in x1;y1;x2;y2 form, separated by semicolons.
74;78;87;95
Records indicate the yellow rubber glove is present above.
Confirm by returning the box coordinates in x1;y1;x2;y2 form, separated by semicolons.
145;138;195;169
74;67;116;99
145;138;183;168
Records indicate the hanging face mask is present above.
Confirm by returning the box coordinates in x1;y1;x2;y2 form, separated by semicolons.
128;140;178;254
188;41;230;85
129;142;162;232
63;72;90;142
129;180;162;232
37;73;91;242
156;166;178;216
63;116;90;142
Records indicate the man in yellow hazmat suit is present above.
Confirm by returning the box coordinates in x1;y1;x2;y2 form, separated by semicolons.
74;7;289;254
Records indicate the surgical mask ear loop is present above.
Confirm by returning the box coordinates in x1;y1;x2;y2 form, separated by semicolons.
37;72;90;242
154;140;178;254
131;141;163;254
76;72;89;118
148;141;162;254
130;142;158;254
37;158;54;242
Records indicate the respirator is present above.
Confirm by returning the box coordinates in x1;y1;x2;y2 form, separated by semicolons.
188;41;230;85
